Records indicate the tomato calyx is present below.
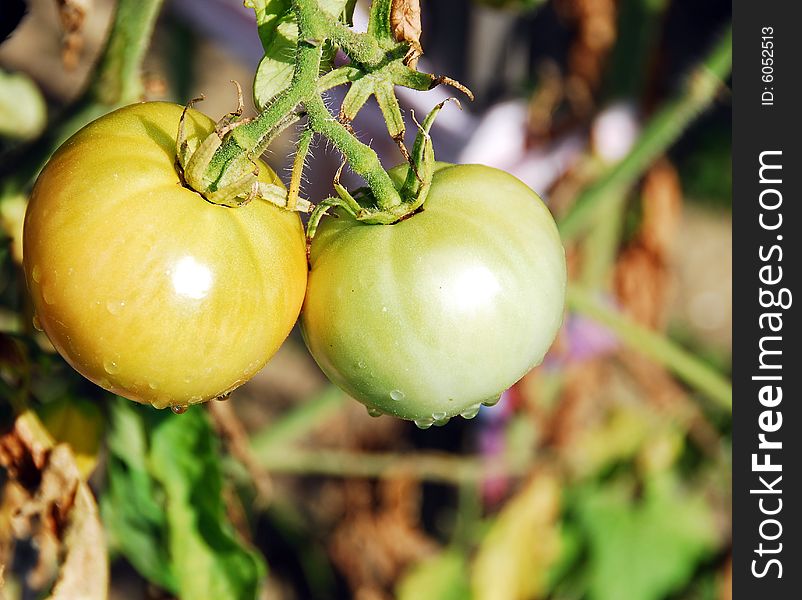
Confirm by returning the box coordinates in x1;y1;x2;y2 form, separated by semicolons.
174;83;312;213
305;98;457;244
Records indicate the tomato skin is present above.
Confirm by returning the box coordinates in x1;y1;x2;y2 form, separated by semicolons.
301;164;566;423
23;102;307;409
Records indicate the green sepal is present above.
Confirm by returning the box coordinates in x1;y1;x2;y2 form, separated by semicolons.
339;76;375;122
400;99;452;209
375;81;405;140
317;65;362;93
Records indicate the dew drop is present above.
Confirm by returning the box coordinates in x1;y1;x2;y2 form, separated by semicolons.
432;412;450;426
171;405;187;415
460;404;481;420
98;378;112;390
103;359;119;374
148;381;158;390
42;286;55;305
32;315;43;331
482;395;501;407
414;417;433;429
389;389;405;401
215;392;232;402
31;265;41;282
189;395;202;403
366;406;383;418
106;300;125;315
357;360;367;369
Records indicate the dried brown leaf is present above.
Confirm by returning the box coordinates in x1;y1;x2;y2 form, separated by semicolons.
615;160;683;330
391;0;423;68
56;0;91;70
0;412;107;598
330;478;438;596
47;482;108;600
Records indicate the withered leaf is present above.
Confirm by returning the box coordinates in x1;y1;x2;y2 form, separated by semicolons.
55;0;91;70
0;412;108;599
390;0;423;68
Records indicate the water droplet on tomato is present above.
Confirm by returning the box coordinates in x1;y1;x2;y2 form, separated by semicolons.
366;407;383;418
103;359;119;374
357;360;367;369
171;405;187;414
215;392;232;402
148;381;158;390
189;395;202;403
106;300;125;315
42;286;55;305
482;395;501;407
31;265;41;282
414;418;433;429
32;315;43;331
432;412;450;426
460;404;481;419
390;389;405;401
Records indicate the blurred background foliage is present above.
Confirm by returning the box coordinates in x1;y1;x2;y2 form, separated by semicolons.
0;0;731;598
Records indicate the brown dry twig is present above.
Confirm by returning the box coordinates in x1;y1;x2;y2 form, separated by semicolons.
207;399;274;506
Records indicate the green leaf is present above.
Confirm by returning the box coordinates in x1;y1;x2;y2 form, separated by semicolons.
103;399;267;599
149;406;267;600
397;550;471;600
102;399;177;592
574;473;719;600
253;12;298;110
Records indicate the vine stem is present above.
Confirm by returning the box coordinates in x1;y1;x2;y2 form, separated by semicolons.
207;0;403;210
567;286;732;411
558;24;732;241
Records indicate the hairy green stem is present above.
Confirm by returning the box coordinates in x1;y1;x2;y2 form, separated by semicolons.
88;0;163;105
204;1;403;211
567;286;732;411
306;95;402;208
558;24;732;240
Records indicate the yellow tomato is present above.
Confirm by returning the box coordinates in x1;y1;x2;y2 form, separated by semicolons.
24;102;307;409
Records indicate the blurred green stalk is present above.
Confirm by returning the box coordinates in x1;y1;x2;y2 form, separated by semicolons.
253;446;531;484
559;24;732;241
1;0;163;192
567;286;732;411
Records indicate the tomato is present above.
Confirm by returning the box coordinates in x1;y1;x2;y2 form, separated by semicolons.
301;164;566;426
23;102;307;409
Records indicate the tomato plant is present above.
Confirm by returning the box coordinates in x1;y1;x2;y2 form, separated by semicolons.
23;102;307;410
301;164;566;427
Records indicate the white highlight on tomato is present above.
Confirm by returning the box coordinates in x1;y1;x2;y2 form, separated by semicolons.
450;265;501;312
172;256;213;300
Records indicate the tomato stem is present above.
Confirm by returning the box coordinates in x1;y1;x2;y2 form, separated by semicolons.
196;2;404;212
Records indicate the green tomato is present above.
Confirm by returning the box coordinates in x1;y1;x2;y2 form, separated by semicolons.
301;164;566;426
23;102;307;409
